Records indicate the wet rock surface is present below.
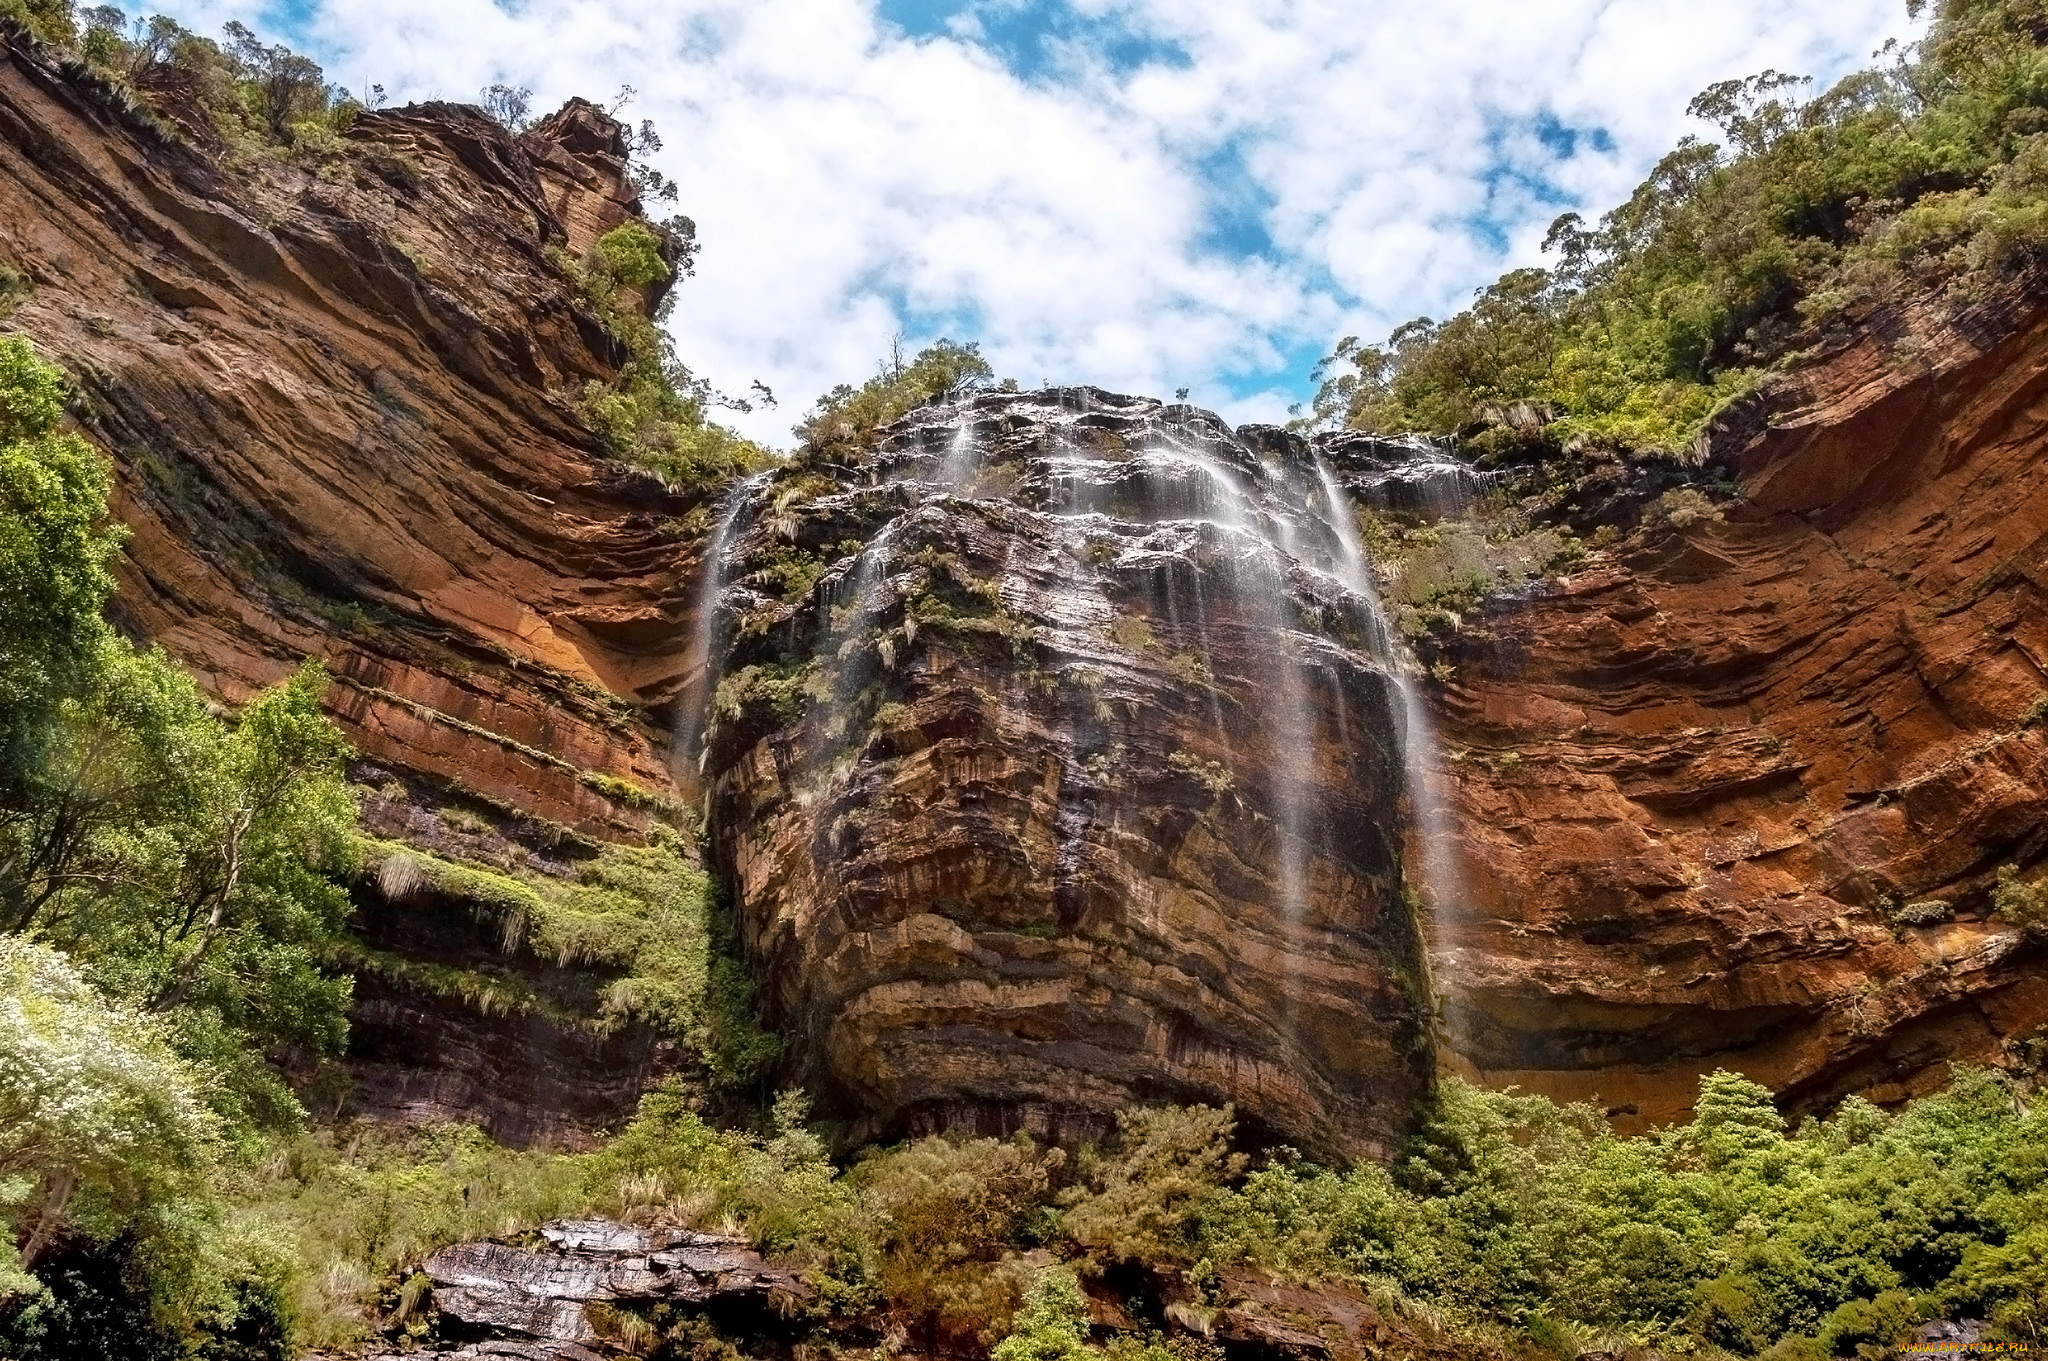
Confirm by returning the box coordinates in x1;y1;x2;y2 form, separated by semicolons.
697;390;1434;1156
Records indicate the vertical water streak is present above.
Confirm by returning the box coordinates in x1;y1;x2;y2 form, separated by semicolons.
1184;558;1231;743
674;471;770;792
939;412;980;492
1311;457;1466;921
1262;554;1316;976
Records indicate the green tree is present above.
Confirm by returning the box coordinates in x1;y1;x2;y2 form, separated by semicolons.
0;335;124;833
991;1266;1092;1361
1302;0;2048;461
795;339;996;461
0;337;359;1130
0;936;219;1294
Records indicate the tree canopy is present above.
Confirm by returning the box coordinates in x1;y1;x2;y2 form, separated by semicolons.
1304;0;2048;460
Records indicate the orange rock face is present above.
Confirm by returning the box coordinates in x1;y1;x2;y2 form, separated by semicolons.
9;26;2046;1147
1425;287;2048;1127
0;44;698;837
0;38;706;1139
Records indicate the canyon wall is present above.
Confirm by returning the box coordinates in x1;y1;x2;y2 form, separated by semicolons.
699;391;1431;1156
5;28;2046;1149
1426;287;2048;1127
0;34;706;1141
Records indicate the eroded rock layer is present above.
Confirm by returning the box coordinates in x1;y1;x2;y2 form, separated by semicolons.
0;42;698;834
0;36;707;1137
700;390;1432;1157
12;18;2048;1149
1427;287;2048;1126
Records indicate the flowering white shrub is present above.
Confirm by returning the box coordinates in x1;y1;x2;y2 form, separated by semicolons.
0;936;218;1297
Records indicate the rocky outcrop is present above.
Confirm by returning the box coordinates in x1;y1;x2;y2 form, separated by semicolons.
0;32;707;1138
425;1219;808;1347
327;1220;806;1359
1425;284;2048;1126
699;390;1432;1157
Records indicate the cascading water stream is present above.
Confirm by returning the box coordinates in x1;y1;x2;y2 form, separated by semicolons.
938;416;980;491
674;471;770;794
696;389;1437;1148
1310;457;1466;926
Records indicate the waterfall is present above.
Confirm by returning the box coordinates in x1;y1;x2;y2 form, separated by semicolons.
674;471;769;794
1310;456;1465;922
939;416;980;490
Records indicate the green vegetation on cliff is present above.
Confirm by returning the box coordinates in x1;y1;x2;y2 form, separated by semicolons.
1304;0;2048;460
566;221;775;493
796;337;1004;461
0;336;360;1351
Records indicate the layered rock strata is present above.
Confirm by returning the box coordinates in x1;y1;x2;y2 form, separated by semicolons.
0;35;705;1136
424;1219;808;1351
699;390;1432;1157
1423;286;2048;1125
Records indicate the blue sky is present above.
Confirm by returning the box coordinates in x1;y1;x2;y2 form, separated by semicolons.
155;0;1912;441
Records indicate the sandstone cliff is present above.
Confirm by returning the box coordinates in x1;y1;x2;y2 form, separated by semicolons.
6;21;2046;1153
0;33;708;1141
1425;284;2048;1127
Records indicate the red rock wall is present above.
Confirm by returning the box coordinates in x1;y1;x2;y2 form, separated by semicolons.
0;39;711;1141
1427;287;2048;1127
0;41;702;838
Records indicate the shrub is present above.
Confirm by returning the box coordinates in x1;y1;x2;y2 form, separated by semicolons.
1992;864;2048;925
563;223;770;494
0;938;217;1288
991;1266;1093;1361
856;1134;1063;1345
1061;1105;1245;1266
795;339;995;461
591;220;670;291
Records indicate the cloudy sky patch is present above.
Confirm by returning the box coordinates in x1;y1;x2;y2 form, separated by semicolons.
151;0;1912;441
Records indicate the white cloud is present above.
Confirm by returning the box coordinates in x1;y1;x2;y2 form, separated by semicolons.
153;0;1914;441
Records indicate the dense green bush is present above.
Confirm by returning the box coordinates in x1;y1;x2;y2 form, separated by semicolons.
566;222;773;494
3;341;360;1121
992;1267;1094;1361
1304;0;2048;459
795;338;1000;461
1174;1067;2048;1355
854;1133;1063;1347
0;337;361;1348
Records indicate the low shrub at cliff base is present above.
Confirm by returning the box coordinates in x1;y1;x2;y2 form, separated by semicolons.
172;1062;2048;1357
853;1130;1065;1349
1185;1069;2048;1357
1301;0;2048;463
